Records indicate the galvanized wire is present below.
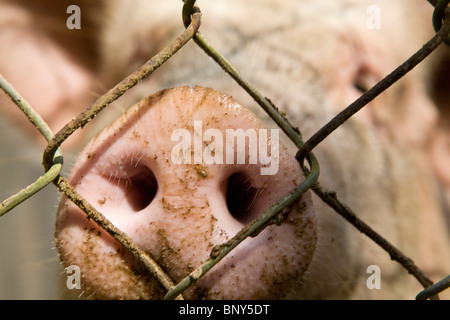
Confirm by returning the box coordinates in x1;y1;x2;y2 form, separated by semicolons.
0;75;63;217
416;275;450;300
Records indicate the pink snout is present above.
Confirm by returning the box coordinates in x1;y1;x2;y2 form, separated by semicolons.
55;86;316;299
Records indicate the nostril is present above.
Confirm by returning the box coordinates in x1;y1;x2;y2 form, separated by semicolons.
353;66;378;95
225;172;259;224
127;170;157;212
118;167;158;212
353;80;369;94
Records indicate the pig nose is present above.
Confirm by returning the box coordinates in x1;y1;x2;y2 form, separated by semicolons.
55;86;317;299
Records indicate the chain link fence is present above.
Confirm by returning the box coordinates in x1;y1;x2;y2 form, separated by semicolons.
0;0;449;300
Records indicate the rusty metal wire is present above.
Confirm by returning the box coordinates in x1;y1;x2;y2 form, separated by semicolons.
432;0;450;45
0;75;63;217
416;275;450;300
1;0;449;300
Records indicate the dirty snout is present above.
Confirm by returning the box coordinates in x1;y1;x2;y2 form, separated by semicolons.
55;86;316;299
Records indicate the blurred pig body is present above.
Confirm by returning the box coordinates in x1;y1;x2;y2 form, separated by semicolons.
1;0;449;299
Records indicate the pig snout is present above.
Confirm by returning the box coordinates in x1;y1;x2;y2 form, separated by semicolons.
55;86;317;299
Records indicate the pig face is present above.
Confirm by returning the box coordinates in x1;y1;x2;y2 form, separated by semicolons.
1;0;449;299
55;86;317;299
93;0;450;299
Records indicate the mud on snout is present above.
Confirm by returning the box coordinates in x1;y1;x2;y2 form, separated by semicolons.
55;86;317;299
